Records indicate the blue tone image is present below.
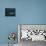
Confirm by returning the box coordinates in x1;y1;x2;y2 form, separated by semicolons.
0;0;46;44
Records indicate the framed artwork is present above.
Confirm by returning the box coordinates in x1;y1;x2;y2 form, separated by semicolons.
5;8;16;16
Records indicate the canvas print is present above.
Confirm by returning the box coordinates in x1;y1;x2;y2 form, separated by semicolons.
5;8;16;16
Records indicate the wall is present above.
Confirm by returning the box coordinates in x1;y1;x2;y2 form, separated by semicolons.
0;0;46;44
